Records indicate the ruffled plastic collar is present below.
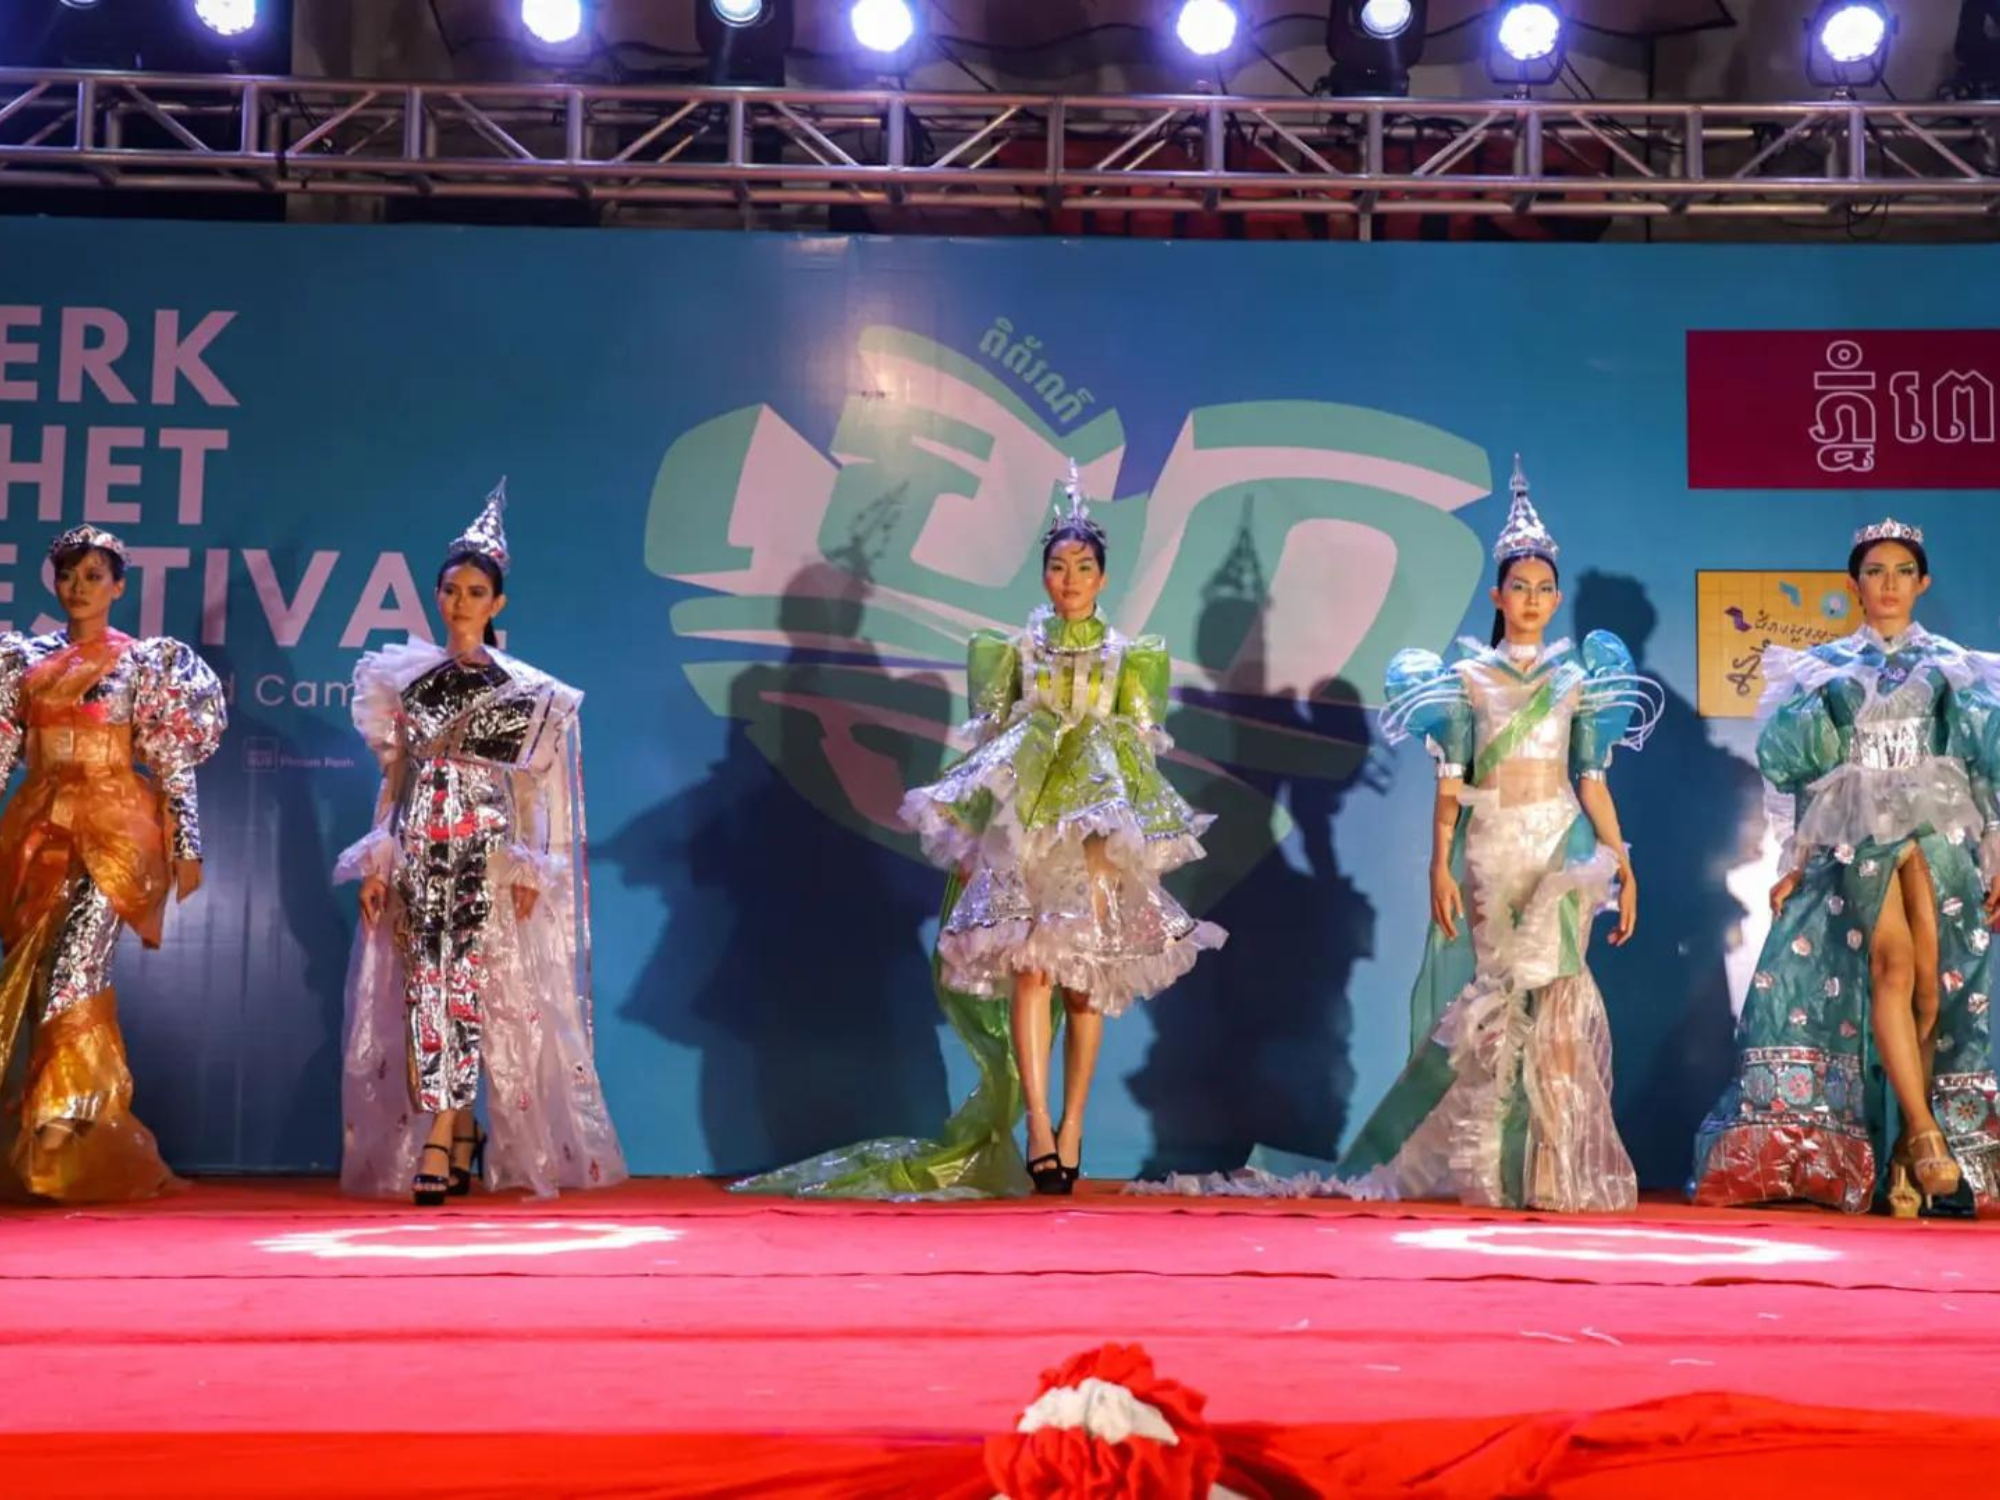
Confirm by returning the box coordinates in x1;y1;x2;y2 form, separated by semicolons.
1031;605;1108;651
1857;621;1932;656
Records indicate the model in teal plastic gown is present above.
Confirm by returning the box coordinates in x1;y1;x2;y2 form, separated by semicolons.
1692;613;2000;1214
1152;628;1659;1211
1145;467;1658;1211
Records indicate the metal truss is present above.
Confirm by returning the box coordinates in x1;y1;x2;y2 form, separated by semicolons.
2;68;1999;225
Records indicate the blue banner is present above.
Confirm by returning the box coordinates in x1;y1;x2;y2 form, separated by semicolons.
2;219;1996;1184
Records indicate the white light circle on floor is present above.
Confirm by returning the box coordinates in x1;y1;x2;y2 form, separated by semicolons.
1394;1224;1840;1267
257;1222;682;1260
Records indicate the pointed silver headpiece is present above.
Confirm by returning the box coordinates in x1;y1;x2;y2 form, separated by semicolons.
1492;454;1560;564
1042;458;1108;549
1852;517;1923;549
449;478;510;572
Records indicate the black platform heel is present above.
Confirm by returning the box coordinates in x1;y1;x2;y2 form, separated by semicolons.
448;1125;487;1197
412;1142;452;1207
1027;1152;1072;1197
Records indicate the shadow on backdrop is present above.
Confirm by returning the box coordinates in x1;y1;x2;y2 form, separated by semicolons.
603;560;952;1173
1574;570;1760;1189
124;637;355;1173
1129;508;1376;1175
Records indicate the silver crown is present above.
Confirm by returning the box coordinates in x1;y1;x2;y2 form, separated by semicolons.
1852;517;1924;549
48;524;128;567
448;478;510;572
1042;458;1107;548
1492;454;1559;563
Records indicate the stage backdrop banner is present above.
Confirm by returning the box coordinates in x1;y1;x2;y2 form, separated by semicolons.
1687;330;2000;489
2;220;1997;1187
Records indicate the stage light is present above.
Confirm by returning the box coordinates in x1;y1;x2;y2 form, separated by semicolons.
57;0;102;9
1174;0;1240;58
1327;0;1427;96
1496;2;1562;62
1358;0;1414;38
698;0;792;83
1817;3;1888;64
1805;1;1894;90
521;0;584;46
193;0;257;36
849;0;915;54
1487;1;1566;90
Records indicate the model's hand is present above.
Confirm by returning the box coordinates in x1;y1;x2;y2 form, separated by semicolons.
511;884;539;923
173;859;203;903
1769;869;1803;916
359;875;389;927
1611;873;1638;947
1430;864;1463;941
1984;874;2000;927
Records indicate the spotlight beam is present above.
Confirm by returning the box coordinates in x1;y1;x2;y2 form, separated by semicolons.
1175;0;1240;60
1806;0;1895;91
1328;0;1428;97
194;0;258;36
1487;1;1567;92
1359;0;1414;40
849;0;916;55
521;0;584;47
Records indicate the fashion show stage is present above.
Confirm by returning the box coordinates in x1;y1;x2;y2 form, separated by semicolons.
4;1182;1999;1498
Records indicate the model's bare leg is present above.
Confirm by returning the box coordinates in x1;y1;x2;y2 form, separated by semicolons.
1056;989;1103;1175
1012;969;1058;1165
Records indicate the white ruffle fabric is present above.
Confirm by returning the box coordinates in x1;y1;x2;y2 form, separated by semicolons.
1764;632;2000;873
1427;805;1632;1212
1761;627;2000;715
1147;957;1631;1214
331;827;396;884
1790;758;1985;867
901;683;1223;1015
900;715;1213;881
925;764;1226;1017
935;891;1225;1020
1139;797;1636;1213
333;638;625;1201
490;841;571;897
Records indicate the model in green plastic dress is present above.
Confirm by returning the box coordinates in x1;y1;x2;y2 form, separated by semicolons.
1147;458;1658;1211
734;465;1224;1199
1692;520;2000;1217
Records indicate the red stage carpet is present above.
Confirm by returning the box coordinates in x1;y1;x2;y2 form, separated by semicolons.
4;1180;1998;1496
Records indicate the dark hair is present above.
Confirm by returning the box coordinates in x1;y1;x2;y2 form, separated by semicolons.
1041;524;1107;570
436;550;506;647
1847;537;1930;581
1489;550;1559;648
51;544;126;583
